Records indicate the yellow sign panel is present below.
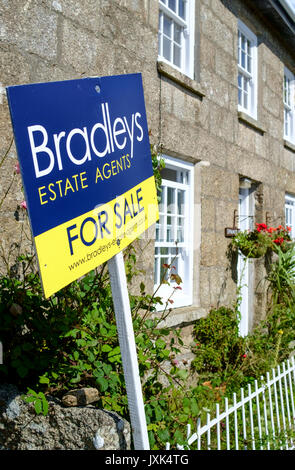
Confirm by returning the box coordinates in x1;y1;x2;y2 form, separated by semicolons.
35;176;158;298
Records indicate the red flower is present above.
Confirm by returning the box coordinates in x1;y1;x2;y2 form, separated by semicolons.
274;237;284;245
14;162;20;174
20;200;27;210
256;223;268;232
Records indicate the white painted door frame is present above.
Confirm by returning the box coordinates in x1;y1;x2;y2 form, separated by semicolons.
238;187;254;337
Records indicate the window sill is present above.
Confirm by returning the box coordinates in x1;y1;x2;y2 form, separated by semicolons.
157;61;205;98
284;139;295;153
156;305;207;328
237;111;266;135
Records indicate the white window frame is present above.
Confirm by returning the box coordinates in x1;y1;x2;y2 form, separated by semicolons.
154;156;194;310
284;67;295;144
238;20;258;120
158;0;195;79
285;194;295;239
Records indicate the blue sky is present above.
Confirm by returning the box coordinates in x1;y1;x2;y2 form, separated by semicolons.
286;0;295;12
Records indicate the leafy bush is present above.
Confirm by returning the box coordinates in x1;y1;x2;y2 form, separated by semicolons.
192;307;244;374
0;247;191;447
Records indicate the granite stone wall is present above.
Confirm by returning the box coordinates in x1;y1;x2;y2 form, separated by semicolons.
1;0;295;333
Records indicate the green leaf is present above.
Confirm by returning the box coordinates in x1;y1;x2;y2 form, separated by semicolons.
39;375;50;384
155;339;166;349
96;376;108;392
42;399;49;416
34;400;42;415
17;365;28;378
157;428;170;442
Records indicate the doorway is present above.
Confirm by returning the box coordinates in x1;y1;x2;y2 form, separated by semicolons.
237;185;254;337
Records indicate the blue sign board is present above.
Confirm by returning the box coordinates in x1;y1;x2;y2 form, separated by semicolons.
7;74;159;297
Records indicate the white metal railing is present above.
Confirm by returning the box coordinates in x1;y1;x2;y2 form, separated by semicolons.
166;357;295;450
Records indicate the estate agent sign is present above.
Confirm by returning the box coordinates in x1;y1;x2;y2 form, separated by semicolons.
7;74;158;298
7;74;158;450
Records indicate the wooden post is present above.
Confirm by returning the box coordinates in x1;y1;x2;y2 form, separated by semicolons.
108;251;150;450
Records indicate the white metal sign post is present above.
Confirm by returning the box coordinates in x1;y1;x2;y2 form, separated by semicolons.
108;252;150;450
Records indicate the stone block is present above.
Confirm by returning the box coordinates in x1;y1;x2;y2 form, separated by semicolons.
200;4;234;56
49;0;101;32
215;200;237;234
201;231;217;267
0;384;131;450
201;197;215;231
209;103;234;143
61;18;101;74
262;85;281;119
201;69;230;109
0;1;58;61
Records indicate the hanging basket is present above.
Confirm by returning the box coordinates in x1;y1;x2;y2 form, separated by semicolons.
239;244;267;258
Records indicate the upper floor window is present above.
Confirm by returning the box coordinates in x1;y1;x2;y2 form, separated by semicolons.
285;194;295;239
238;20;257;120
154;156;194;309
284;67;295;144
158;0;195;79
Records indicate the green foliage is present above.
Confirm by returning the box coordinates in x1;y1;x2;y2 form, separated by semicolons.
150;144;165;203
191;243;295;399
267;246;295;308
0;248;191;448
192;307;244;374
22;388;49;416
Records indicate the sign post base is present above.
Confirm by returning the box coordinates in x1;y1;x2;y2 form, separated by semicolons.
108;251;150;451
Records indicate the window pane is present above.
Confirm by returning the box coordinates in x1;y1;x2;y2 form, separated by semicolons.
238;88;242;106
166;215;175;242
241;49;246;69
160;258;169;281
244;37;247;54
163;15;172;37
243;89;248;109
173;44;181;68
170;255;179;276
167;187;176;213
177;189;185;215
179;170;188;183
158;215;165;241
238;73;242;106
163;36;171;61
179;0;185;18
168;0;176;12
174;23;181;45
177;217;184;242
247;54;251;73
161;167;178;181
156;223;160;241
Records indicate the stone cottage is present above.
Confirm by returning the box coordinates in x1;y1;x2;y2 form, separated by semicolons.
1;0;295;342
